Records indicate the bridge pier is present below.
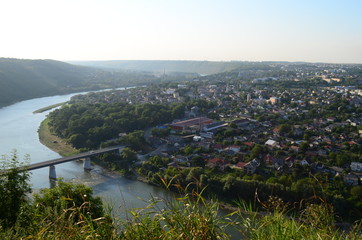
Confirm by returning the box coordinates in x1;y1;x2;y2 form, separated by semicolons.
49;165;56;179
83;157;91;170
116;148;121;156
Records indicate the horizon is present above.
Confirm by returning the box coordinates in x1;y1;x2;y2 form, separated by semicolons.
4;58;362;66
1;0;361;64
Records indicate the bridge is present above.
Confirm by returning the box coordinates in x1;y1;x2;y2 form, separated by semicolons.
19;146;122;179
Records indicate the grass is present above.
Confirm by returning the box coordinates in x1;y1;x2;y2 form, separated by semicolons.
33;102;67;113
1;183;361;239
38;118;79;157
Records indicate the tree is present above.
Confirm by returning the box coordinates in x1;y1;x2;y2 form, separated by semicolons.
279;124;291;134
299;141;309;152
336;153;349;167
121;147;138;163
191;156;205;167
0;152;31;228
350;186;362;200
33;180;104;221
186;167;204;182
183;146;194;155
250;144;263;159
68;133;86;148
171;104;185;119
120;130;146;150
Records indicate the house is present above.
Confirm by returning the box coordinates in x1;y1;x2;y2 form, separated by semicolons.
272;158;284;171
167;162;178;168
269;97;280;104
265;139;278;148
169;117;213;133
233;161;247;169
207;158;230;171
264;154;274;164
351;162;362;172
313;162;325;171
290;145;300;152
193;136;203;142
299;159;310;166
343;174;360;186
244;159;260;174
213;143;225;152
232;119;250;129
284;156;295;168
273;127;280;135
200;132;214;139
244;142;254;147
229;145;241;153
326;166;344;176
173;155;189;163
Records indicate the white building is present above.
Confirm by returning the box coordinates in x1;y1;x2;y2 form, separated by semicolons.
351;162;362;172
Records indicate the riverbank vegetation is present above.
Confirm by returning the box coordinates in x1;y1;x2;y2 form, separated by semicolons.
38;118;79;156
0;155;361;239
33;102;66;113
46;102;186;149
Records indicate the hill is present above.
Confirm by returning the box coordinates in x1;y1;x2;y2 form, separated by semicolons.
0;58;196;108
67;60;245;75
0;58;100;107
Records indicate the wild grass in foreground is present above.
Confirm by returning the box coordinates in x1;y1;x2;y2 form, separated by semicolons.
0;179;361;239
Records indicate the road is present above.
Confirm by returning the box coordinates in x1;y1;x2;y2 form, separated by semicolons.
23;146;121;171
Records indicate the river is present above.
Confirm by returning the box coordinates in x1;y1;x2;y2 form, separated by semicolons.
0;92;241;238
0;92;173;215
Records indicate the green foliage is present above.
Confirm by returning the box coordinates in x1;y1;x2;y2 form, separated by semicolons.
191;156;205;167
151;127;170;137
250;144;264;159
278;123;291;134
33;180;105;221
0;152;31;228
121;130;147;150
121;147;138;162
0;178;361;239
0;181;115;239
48;102;183;149
120;182;229;240
350;186;362;200
235;197;362;240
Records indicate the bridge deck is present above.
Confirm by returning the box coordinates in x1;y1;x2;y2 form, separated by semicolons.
22;146;120;171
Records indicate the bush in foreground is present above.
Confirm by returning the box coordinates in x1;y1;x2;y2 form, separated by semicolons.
0;168;361;239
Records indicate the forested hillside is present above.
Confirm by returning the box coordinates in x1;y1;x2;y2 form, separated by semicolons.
0;58;100;107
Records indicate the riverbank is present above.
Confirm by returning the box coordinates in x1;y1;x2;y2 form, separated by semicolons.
33;102;67;113
38;118;79;157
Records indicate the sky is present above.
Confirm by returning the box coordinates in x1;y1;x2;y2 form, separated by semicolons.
0;0;361;63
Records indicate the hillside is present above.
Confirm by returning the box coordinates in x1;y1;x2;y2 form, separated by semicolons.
0;58;196;108
67;60;245;75
0;58;100;107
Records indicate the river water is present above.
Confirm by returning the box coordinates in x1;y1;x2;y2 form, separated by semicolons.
0;92;173;215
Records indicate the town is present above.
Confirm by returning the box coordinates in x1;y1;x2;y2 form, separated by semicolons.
54;62;362;220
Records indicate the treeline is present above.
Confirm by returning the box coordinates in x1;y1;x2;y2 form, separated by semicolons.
138;157;362;221
47;102;185;149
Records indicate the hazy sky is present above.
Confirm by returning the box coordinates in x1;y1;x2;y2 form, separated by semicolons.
1;0;361;63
